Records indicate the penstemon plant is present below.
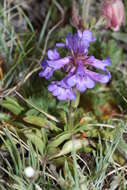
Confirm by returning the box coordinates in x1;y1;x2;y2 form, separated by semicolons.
39;29;112;130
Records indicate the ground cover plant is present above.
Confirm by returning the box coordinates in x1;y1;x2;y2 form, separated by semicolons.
0;0;127;189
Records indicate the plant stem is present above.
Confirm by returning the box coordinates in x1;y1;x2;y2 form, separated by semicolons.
82;0;92;26
67;92;80;130
68;101;74;130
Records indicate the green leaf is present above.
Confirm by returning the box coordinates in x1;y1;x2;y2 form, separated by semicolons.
0;97;24;115
117;138;127;160
23;115;61;132
26;132;45;154
50;139;89;159
104;39;123;67
5;97;22;108
0;113;11;121
48;132;72;148
112;32;127;43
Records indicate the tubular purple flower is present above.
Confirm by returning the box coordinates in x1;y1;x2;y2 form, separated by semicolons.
39;59;54;79
39;49;69;79
65;31;95;54
87;56;112;70
77;30;96;44
56;43;66;48
48;80;76;101
47;57;70;69
39;29;112;101
47;49;60;60
66;63;95;92
85;69;111;83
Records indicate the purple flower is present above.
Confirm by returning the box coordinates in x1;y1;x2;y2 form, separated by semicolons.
66;63;95;92
48;80;76;101
39;49;69;79
39;30;111;101
39;59;54;79
57;30;96;54
86;56;112;70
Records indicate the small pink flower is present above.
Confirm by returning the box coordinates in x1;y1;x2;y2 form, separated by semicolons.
102;0;125;31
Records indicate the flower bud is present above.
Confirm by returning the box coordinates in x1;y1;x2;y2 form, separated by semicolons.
102;0;125;31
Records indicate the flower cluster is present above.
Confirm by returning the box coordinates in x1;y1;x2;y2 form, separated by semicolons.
39;30;111;101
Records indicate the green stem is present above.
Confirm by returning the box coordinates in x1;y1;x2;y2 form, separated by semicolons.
82;0;92;26
68;101;74;130
67;92;80;131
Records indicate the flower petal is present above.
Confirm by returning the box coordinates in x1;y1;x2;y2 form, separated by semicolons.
48;80;76;101
47;57;70;69
68;90;76;100
67;75;77;87
41;59;47;69
57;88;76;101
65;33;74;49
102;57;112;66
56;43;66;48
82;30;96;42
82;76;95;89
47;49;60;60
85;69;111;83
39;66;54;79
76;81;87;92
48;83;57;92
57;94;67;100
87;56;112;70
